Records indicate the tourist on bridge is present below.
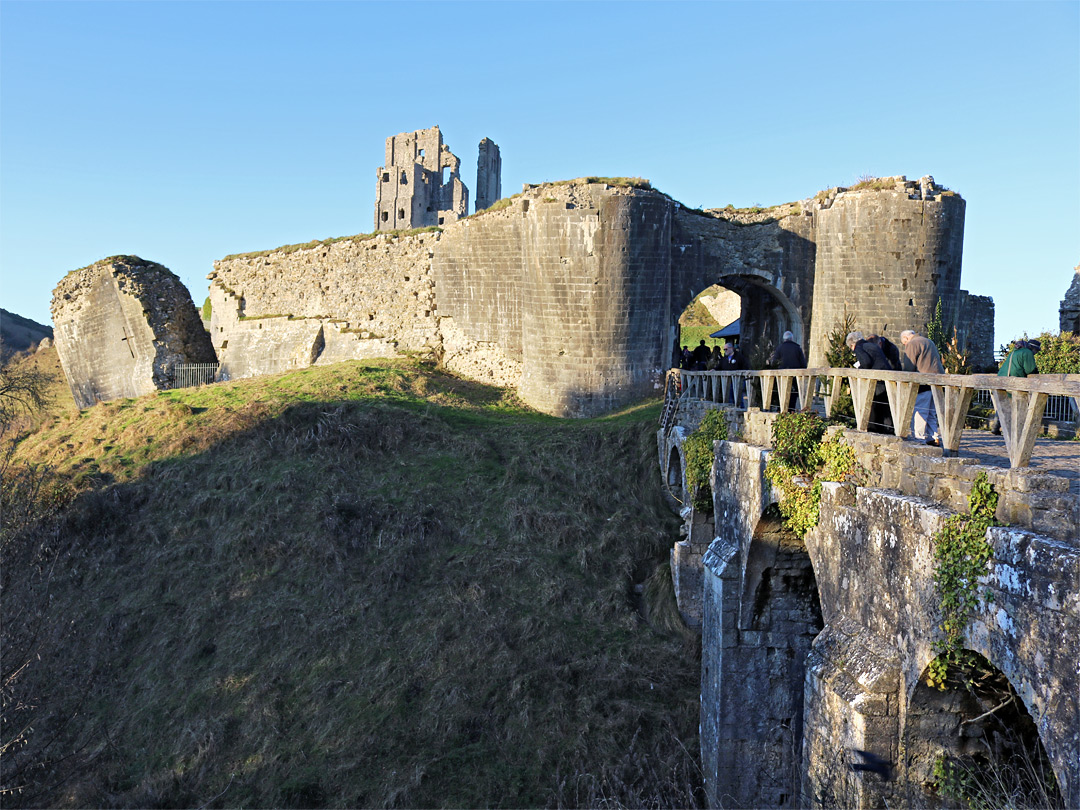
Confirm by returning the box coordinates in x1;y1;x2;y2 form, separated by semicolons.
769;331;807;410
900;329;943;447
707;344;724;370
692;339;711;370
868;333;902;371
720;341;750;407
847;331;893;434
990;339;1040;433
998;338;1040;378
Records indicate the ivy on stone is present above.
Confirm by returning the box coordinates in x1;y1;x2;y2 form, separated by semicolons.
764;412;863;537
926;472;999;690
683;408;728;512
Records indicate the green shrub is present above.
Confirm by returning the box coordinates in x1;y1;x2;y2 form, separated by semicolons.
1033;331;1080;374
201;297;211;321
683;408;728;511
765;414;862;537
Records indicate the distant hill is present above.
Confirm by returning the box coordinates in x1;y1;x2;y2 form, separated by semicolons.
1;308;53;363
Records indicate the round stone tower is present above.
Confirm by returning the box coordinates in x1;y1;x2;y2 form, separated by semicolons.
807;177;966;365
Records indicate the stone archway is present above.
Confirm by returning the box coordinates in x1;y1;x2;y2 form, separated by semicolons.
904;652;1063;809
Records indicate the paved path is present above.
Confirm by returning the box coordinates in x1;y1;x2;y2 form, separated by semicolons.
950;429;1080;494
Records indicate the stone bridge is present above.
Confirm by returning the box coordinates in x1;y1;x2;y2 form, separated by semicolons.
659;370;1079;808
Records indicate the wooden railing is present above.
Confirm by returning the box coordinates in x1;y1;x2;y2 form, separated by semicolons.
670;367;1080;469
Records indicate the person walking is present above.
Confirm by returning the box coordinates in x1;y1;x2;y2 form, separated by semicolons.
769;330;807;410
847;331;893;434
900;329;944;446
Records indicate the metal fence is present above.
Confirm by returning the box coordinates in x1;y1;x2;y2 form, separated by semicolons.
170;363;219;389
972;389;1077;423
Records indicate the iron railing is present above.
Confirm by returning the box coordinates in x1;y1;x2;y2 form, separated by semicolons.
170;363;219;389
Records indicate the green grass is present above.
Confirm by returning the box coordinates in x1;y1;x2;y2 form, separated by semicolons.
679;325;726;351
3;359;701;808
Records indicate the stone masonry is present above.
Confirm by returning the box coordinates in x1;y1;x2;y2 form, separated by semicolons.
475;137;501;213
374;126;502;231
659;408;1079;808
202;174;993;417
1060;263;1080;333
51;256;216;409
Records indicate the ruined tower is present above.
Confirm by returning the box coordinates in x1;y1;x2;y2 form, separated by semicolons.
374;126;469;231
475;137;502;213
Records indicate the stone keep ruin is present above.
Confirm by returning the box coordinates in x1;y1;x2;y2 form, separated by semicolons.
374;126;501;230
208;173;993;417
51;256;216;409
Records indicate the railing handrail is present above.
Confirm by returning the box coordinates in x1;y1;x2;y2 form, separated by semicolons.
677;367;1080;396
672;366;1080;469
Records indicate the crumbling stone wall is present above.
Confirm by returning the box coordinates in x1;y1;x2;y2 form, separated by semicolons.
375;126;469;231
208;232;441;381
954;290;996;369
435;182;672;417
208;176;991;417
51;256;216;409
1060;263;1080;333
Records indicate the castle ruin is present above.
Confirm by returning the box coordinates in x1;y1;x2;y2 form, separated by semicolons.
209;174;994;417
374;126;501;230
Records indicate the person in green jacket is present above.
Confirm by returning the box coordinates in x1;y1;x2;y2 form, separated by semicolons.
998;339;1039;378
991;339;1040;433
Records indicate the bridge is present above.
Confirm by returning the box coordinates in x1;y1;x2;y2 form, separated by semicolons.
658;369;1079;808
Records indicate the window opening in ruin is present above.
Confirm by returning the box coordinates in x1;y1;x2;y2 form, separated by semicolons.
441;166;451;185
382;172;390;183
418;149;424;158
907;652;1063;808
381;211;389;222
398;209;405;220
400;170;408;185
438;216;444;225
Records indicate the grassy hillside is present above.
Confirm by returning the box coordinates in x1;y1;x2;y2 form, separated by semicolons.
2;360;700;808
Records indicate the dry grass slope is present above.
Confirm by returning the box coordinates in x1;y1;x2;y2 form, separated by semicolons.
2;359;701;808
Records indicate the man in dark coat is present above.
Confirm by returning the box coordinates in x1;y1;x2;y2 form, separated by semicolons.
692;339;711;370
847;331;893;434
769;330;807;411
769;331;807;369
720;342;750;407
868;333;902;371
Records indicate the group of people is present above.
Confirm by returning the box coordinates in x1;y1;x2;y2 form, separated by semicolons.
681;339;751;372
680;327;1045;448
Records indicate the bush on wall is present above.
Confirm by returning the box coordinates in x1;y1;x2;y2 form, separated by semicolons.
683;408;728;512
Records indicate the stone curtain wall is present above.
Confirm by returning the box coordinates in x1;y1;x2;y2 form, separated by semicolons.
208;233;440;380
204;177;989;417
808;180;967;365
52;256;215;409
954;291;996;369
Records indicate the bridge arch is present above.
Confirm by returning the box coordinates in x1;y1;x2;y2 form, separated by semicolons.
906;651;1063;808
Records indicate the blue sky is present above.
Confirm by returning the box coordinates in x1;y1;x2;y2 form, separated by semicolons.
2;0;1077;347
